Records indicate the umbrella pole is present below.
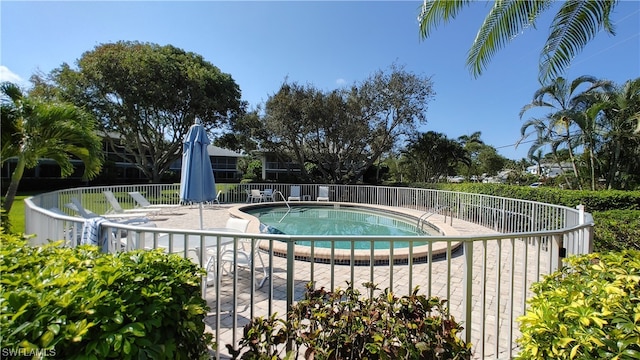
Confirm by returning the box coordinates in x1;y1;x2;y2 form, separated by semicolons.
199;202;204;229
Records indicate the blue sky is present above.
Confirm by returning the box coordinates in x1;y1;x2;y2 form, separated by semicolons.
2;1;638;160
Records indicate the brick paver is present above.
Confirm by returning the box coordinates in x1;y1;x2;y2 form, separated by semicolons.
192;211;552;360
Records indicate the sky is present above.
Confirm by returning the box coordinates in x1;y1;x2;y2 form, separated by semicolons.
2;1;639;161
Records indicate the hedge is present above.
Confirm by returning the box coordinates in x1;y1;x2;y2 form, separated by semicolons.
0;230;213;359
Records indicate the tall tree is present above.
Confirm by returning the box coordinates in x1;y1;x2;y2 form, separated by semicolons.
591;78;640;189
457;131;484;178
419;0;619;83
1;82;103;215
263;64;435;184
401;131;469;182
519;76;612;189
33;41;242;182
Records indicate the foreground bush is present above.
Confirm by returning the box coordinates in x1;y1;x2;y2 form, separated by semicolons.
517;250;640;359
230;283;471;359
0;230;213;359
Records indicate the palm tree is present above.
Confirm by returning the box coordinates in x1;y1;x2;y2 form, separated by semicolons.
419;0;619;83
1;82;103;216
457;131;484;178
519;76;612;189
589;78;640;189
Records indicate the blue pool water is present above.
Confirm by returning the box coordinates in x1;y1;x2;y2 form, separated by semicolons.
243;205;434;250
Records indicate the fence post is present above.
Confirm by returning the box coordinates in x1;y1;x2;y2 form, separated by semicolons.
463;240;473;343
576;204;594;254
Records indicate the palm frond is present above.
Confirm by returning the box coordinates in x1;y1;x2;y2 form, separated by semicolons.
467;0;551;78
539;0;617;83
418;0;473;39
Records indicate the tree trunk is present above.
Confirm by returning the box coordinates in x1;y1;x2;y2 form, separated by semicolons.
2;156;26;215
607;140;622;190
589;146;596;191
565;137;582;190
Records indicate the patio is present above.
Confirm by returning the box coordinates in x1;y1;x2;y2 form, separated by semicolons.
138;203;540;359
24;183;594;359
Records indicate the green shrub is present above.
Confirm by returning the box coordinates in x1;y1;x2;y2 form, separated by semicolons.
410;183;640;251
422;183;640;211
0;230;213;359
517;250;640;359
593;210;640;252
229;282;471;359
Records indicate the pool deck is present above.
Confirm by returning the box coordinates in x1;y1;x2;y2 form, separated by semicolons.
155;203;523;359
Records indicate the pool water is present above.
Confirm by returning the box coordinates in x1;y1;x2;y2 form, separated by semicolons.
244;205;434;250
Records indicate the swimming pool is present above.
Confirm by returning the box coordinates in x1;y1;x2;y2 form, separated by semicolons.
232;202;456;265
242;205;437;250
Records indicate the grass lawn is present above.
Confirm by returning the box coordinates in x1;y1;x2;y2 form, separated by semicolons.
3;193;38;235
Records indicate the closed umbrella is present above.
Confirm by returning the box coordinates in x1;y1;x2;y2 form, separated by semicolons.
179;119;216;229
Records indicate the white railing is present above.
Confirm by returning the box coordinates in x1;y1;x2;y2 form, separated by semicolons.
24;183;594;359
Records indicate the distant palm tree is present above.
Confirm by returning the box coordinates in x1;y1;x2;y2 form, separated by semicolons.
1;82;103;216
519;76;612;189
457;131;484;178
419;0;619;83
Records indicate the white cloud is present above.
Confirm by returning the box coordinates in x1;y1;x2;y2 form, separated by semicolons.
0;65;24;85
335;78;347;86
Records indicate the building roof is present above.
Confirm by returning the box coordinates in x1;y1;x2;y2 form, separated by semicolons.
207;145;245;158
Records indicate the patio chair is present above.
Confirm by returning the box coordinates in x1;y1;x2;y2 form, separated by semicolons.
103;190;158;216
288;185;301;201
317;186;330;201
199;218;252;288
128;191;181;213
248;189;264;203
218;218;267;289
263;189;275;202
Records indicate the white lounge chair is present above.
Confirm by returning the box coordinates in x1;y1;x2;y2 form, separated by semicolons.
103;190;158;216
66;198;152;221
288;185;301;201
128;191;181;212
317;186;330;201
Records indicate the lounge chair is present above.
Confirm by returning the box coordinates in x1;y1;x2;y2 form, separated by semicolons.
288;185;301;201
103;190;158;216
317;186;330;201
128;191;181;212
213;190;222;205
66;198;152;221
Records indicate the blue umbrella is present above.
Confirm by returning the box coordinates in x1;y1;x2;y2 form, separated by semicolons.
179;120;216;229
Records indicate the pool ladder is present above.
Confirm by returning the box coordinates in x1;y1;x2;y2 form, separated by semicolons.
417;205;449;229
273;190;291;223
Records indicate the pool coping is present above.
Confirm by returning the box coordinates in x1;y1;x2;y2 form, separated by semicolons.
228;202;462;265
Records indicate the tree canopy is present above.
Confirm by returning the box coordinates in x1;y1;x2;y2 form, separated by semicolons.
32;41;243;182
261;64;436;184
519;76;640;190
401;131;469;182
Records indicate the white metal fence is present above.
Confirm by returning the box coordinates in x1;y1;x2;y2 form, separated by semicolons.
24;183;593;359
